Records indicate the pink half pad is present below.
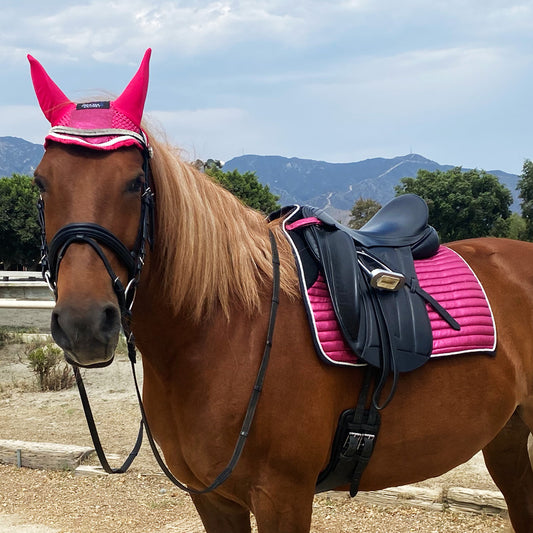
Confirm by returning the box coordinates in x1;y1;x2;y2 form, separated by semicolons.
307;246;496;365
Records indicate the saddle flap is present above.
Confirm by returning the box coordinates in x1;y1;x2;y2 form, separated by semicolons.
310;226;361;343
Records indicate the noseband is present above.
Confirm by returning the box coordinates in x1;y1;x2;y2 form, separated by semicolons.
38;147;154;329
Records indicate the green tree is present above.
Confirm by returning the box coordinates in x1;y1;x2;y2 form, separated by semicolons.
207;167;280;214
0;174;40;268
348;197;382;229
517;159;533;240
395;167;512;242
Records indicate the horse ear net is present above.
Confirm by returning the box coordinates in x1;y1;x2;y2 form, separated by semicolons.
27;54;73;125
113;48;152;128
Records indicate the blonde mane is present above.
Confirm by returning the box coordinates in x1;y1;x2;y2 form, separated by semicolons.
145;132;299;321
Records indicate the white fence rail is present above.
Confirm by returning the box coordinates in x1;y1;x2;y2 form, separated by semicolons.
0;272;54;309
0;299;54;309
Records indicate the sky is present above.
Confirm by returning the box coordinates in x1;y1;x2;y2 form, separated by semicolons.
2;0;533;174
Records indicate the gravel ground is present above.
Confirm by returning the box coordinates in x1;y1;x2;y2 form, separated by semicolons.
0;308;51;332
0;339;510;532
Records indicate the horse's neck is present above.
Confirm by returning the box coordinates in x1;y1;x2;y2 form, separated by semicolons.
131;290;262;390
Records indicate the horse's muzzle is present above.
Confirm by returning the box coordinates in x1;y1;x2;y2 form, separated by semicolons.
51;301;121;368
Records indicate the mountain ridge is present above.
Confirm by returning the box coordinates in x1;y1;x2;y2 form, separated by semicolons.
0;136;44;177
223;152;520;217
0;136;520;217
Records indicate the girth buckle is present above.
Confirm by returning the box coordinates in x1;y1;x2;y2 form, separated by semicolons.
342;432;376;457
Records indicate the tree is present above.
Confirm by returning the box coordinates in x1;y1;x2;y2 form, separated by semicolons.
348;197;382;229
395;167;512;242
0;174;40;269
207;167;280;214
517;159;533;240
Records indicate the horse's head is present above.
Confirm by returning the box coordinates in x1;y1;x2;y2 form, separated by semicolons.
29;50;153;368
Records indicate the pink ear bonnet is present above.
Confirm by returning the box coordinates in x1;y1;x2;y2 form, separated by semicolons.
28;49;152;152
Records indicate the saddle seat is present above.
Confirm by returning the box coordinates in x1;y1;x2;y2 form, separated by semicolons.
304;193;440;259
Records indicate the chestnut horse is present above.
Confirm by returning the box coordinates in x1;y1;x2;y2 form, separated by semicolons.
30;54;533;532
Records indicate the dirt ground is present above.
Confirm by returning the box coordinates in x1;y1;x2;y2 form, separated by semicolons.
0;338;510;533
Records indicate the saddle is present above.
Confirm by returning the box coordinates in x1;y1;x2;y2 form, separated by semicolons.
270;195;464;495
271;194;459;375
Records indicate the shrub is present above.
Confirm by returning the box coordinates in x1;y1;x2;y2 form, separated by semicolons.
26;343;75;391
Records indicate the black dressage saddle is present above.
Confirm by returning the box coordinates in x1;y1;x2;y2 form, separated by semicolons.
271;194;459;375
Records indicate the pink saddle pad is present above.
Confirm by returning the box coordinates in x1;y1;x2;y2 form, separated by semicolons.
307;246;496;366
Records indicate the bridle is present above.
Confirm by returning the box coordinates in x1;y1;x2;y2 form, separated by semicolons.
37;143;281;492
38;145;155;324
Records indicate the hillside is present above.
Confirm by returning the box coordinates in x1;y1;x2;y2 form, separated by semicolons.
223;153;520;217
0;137;44;177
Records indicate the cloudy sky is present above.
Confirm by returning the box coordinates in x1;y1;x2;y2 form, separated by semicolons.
2;0;533;173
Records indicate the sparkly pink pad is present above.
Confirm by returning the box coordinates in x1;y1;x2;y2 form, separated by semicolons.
307;246;496;366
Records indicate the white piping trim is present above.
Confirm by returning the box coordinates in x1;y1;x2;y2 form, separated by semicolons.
47;127;148;149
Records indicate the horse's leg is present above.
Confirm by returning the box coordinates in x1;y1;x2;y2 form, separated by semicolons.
250;483;315;533
190;493;251;533
482;407;533;533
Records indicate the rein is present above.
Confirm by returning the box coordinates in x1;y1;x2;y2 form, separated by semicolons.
127;230;280;494
39;162;280;491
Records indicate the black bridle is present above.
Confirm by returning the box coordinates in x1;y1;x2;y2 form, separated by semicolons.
37;145;281;492
37;145;154;472
38;147;154;318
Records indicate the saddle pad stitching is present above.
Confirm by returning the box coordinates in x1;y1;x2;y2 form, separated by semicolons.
417;246;497;357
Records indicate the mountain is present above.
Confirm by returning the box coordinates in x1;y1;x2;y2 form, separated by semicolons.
0;137;44;177
0;138;520;219
223;153;520;219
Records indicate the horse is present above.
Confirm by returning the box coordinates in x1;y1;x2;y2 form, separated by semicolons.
29;51;533;532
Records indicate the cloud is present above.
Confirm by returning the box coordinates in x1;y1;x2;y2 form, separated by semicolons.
299;45;523;120
2;1;341;64
0;106;49;143
147;107;261;161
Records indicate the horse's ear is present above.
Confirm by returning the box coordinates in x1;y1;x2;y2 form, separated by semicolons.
113;49;152;127
27;54;74;125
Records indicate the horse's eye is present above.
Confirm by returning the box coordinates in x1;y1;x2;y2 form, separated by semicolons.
127;176;144;193
33;176;46;193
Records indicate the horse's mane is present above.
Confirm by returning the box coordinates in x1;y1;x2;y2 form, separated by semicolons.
145;130;299;321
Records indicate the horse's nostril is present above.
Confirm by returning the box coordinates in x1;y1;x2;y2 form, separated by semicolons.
50;302;121;367
51;308;72;351
101;304;120;335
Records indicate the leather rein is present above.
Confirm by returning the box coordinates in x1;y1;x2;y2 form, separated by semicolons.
38;147;281;493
